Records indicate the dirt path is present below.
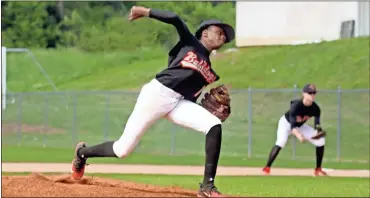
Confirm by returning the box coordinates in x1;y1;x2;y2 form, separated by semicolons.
2;162;369;178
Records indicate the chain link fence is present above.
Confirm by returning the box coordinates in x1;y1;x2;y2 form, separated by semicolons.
2;88;369;163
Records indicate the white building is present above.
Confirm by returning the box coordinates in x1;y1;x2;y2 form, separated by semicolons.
235;2;370;47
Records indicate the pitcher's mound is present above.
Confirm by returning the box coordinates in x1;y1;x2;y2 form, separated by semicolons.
2;173;198;197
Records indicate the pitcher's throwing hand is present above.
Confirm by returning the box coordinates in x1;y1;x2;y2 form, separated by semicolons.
128;6;150;21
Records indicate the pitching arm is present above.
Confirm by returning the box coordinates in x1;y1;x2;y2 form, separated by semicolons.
149;9;193;43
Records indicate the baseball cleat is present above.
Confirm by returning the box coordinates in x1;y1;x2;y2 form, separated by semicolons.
71;142;88;180
197;183;224;197
262;166;271;174
314;168;327;176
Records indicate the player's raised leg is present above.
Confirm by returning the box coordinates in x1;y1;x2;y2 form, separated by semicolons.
164;99;223;197
71;79;182;180
263;115;291;174
299;124;327;176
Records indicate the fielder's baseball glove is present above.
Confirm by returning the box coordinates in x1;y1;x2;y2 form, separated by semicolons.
200;85;231;122
311;126;327;140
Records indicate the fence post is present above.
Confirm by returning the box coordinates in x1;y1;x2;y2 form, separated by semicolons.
17;94;23;146
336;86;342;161
104;94;110;141
247;87;253;158
2;47;6;110
170;124;176;156
72;94;77;147
292;84;298;160
42;95;49;148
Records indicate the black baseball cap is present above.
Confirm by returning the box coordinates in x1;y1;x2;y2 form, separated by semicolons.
302;84;317;93
195;19;235;43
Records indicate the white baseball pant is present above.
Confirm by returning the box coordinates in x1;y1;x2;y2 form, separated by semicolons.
112;78;222;158
275;115;325;148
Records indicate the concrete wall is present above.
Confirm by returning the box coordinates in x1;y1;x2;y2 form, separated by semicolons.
236;2;363;47
358;1;370;37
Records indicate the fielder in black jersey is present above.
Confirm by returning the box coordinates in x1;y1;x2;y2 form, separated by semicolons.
70;5;235;197
263;84;328;176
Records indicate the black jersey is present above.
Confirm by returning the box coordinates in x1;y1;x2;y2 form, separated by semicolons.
284;99;321;129
149;9;219;102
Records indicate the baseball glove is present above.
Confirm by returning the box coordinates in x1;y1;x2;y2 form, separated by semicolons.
311;126;327;139
200;85;231;122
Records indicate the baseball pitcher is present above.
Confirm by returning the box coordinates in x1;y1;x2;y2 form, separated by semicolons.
70;5;234;197
262;84;328;176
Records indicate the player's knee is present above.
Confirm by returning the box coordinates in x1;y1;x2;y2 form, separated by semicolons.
314;137;325;147
204;116;222;134
275;140;287;148
114;149;131;159
212;114;223;125
112;141;132;159
207;124;222;137
117;152;130;159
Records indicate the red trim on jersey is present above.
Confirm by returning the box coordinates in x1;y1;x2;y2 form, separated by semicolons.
180;51;217;83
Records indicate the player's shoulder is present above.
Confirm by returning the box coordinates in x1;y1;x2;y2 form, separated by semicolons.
288;99;303;111
312;101;321;110
290;98;302;106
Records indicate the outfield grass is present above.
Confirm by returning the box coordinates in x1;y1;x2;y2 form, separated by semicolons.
2;146;369;169
94;174;370;197
2;172;369;197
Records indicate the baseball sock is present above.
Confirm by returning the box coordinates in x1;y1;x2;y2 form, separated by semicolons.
266;145;282;167
77;141;118;158
203;124;222;185
316;146;325;168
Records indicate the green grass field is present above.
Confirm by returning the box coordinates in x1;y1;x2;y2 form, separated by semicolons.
82;174;370;197
2;37;369;166
2;37;369;197
2;172;369;197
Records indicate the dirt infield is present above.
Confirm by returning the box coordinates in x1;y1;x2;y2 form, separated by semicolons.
2;173;199;197
2;163;369;197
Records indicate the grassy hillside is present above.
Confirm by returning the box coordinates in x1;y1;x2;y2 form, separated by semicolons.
5;37;369;92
